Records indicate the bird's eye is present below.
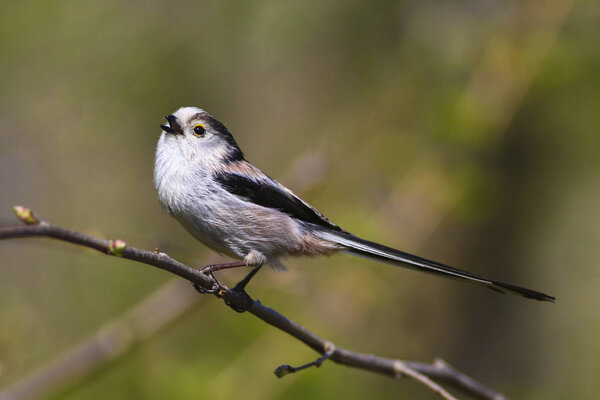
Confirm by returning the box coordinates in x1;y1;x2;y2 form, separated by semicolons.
193;124;206;137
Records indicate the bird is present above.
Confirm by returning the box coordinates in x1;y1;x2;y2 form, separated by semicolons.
154;107;555;303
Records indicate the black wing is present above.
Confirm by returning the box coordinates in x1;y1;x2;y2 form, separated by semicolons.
214;171;344;232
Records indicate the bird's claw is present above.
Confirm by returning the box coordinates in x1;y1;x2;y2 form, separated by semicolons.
192;281;220;295
192;270;222;294
191;274;254;312
191;263;257;312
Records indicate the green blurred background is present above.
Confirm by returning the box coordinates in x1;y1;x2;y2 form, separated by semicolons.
0;0;598;398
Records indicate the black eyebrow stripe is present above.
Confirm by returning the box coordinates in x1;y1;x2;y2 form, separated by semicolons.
190;113;244;163
188;113;205;123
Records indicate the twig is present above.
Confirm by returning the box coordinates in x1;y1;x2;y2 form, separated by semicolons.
274;341;336;378
0;207;507;400
393;361;459;400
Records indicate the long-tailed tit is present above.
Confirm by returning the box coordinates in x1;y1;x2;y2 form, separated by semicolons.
154;107;554;302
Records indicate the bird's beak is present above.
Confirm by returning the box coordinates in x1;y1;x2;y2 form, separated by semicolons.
160;115;184;135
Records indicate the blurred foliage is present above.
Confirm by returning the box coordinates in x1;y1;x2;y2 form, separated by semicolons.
1;0;599;399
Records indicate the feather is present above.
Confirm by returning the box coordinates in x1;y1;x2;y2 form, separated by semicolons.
213;169;345;233
314;228;555;302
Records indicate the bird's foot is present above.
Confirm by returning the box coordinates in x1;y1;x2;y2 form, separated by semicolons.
222;266;262;312
191;261;247;295
191;262;262;312
192;271;222;295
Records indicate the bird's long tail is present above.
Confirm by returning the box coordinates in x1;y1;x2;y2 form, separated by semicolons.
314;229;555;302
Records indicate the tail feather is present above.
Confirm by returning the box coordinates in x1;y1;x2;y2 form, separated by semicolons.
315;229;555;302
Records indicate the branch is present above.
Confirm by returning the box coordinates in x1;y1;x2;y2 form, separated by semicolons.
0;207;507;400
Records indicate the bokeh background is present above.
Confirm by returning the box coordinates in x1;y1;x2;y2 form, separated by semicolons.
0;0;598;399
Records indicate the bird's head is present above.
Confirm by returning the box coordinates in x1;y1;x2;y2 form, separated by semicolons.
158;107;243;164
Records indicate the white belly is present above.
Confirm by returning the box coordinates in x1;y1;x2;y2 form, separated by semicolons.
156;169;303;262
